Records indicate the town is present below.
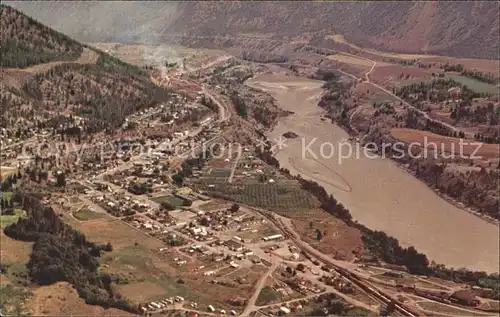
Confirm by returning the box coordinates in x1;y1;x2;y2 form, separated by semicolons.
1;3;499;317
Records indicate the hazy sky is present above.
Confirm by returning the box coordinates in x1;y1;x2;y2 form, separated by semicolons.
5;1;182;43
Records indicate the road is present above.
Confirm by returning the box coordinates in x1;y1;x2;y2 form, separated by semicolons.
227;148;241;183
241;262;279;316
247;206;421;317
202;85;231;123
364;59;376;82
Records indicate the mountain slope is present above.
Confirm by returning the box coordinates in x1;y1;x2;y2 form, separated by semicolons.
5;1;499;59
0;5;83;68
0;4;171;133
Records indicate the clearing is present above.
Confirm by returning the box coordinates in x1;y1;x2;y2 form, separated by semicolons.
10;47;99;73
71;216;164;250
446;75;498;94
255;286;281;306
0;284;33;315
117;282;166;303
0;166;17;179
72;207;105;221
416;300;492;316
290;209;364;261
328;53;382;68
25;282;134;316
0;231;33;263
1;208;25;228
152;195;186;208
326;34;499;74
390;128;500;159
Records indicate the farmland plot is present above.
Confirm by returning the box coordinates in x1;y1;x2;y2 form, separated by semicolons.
203;182;320;211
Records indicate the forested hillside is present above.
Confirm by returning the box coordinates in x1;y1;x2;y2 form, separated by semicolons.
0;4;82;68
0;4;171;132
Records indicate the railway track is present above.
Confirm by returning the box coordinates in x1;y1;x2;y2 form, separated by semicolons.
251;207;421;316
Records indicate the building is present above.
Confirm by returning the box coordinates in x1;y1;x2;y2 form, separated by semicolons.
280;307;291;315
262;234;284;242
224;239;244;251
230;261;239;268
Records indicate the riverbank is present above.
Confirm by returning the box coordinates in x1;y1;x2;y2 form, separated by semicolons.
246;72;499;273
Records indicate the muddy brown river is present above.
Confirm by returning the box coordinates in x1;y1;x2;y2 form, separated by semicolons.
246;73;499;272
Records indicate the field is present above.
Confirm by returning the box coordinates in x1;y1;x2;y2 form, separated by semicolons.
326;34;437;60
198;199;231;211
202;182;320;211
0;166;17;180
0;208;25;228
0;231;33;290
326;33;499;74
70;216;164;250
255;286;281;306
388;74;498;93
25;282;134;316
1;191;12;200
117;282;166;303
391;128;500;159
72;207;105;221
231;222;281;243
328;54;378;68
100;244;194;302
91;42;228;70
446;75;498;94
368;91;399;104
416;300;492;316
372;272;416;285
289;210;364;261
0;231;33;264
0;284;33;315
152;194;185;207
71;215;257;310
371;65;431;87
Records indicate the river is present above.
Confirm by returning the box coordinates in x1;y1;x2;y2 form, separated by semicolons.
246;73;499;273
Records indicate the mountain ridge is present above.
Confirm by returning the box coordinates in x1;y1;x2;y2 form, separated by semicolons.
5;1;499;59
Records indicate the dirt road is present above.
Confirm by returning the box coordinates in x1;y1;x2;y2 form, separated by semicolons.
343;53;468;136
240;262;278;316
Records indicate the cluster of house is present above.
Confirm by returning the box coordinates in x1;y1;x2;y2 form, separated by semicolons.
141;295;185;313
92;190;154;217
287;276;325;295
263;301;309;316
126;215;176;234
141;296;239;315
321;275;355;293
196;207;265;233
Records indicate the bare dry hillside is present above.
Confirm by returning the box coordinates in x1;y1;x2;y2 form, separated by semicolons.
5;1;499;59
